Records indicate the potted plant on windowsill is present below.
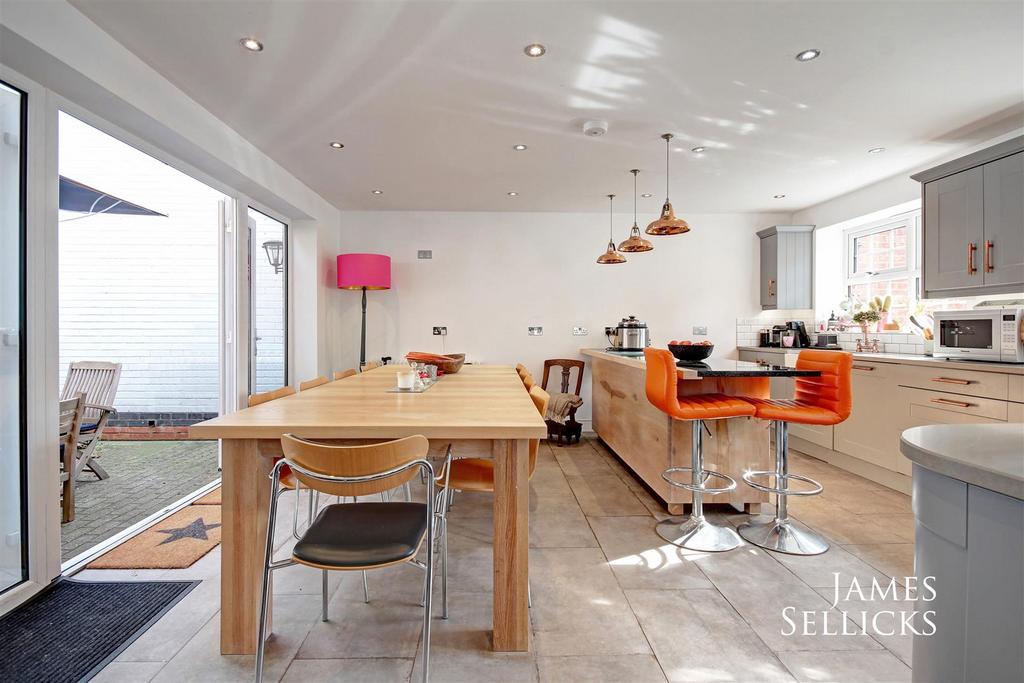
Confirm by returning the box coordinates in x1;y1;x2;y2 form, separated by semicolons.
852;309;881;344
869;296;892;332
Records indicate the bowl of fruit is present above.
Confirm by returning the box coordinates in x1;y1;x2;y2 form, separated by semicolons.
667;340;714;363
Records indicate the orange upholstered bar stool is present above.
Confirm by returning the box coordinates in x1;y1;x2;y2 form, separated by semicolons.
738;349;853;556
644;348;754;552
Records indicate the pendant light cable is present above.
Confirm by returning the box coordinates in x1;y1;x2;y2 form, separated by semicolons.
664;134;671;202
608;194;614;240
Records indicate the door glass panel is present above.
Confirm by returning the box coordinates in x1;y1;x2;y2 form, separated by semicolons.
248;209;287;394
0;81;26;594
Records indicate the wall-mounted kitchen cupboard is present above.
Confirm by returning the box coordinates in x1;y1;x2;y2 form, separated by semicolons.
913;137;1024;298
757;225;814;310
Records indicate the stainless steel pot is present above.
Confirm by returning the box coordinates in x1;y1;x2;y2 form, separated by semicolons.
605;316;651;350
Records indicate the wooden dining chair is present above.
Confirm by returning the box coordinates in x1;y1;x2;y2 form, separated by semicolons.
333;368;357;381
300;376;329;391
248;386;310;540
515;363;527;376
362;360;383;371
520;371;536;391
256;435;452;683
540;359;586;445
58;393;86;523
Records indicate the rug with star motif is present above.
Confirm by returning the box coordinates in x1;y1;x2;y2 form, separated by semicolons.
87;505;222;569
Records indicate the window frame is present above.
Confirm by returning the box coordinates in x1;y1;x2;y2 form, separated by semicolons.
843;210;922;308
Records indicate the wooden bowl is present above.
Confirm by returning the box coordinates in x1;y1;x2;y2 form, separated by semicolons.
434;353;465;374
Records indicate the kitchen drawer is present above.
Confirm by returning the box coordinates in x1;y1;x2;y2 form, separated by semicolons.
900;364;1009;401
901;386;1009;421
1009;374;1024;403
849;359;901;379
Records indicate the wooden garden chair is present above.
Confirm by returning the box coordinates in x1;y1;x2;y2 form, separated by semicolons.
58;393;86;522
60;361;121;480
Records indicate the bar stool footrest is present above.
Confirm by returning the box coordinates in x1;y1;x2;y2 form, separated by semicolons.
662;467;737;494
741;470;823;497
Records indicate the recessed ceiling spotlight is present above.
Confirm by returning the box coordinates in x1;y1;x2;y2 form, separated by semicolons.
240;37;263;52
524;43;546;57
641;193;653;198
773;194;786;199
507;191;519;197
513;144;528;151
868;147;886;154
371;189;383;195
795;48;820;62
329;141;344;149
691;146;706;153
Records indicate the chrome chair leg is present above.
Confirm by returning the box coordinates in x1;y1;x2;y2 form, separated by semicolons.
362;571;370;603
656;420;741;552
321;570;329;622
421;497;434;683
527;581;532;608
441;517;448;619
255;473;283;683
738;421;829;556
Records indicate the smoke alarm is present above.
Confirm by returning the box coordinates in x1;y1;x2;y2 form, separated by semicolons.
582;120;609;137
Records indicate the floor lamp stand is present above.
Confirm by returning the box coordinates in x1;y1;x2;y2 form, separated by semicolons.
359;286;367;369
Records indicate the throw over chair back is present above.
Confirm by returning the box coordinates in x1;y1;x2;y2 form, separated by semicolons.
793;350;854;423
300;376;329;391
281;434;428;498
61;361;121;423
333;369;357;381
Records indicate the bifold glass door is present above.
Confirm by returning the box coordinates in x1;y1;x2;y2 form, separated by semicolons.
248;208;288;394
0;80;27;594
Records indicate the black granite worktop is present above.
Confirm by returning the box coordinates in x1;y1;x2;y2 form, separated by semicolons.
676;358;820;377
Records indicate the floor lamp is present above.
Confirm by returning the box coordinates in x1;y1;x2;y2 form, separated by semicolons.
337;253;391;369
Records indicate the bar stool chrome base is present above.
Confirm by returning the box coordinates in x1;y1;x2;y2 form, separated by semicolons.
737;516;829;556
657;515;741;552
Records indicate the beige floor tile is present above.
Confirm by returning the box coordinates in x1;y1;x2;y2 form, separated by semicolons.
554;447;615;477
766;542;895;590
791;507;914;545
778;650;911;682
410;591;538;682
842;544;916;585
272;562;346;598
91;661;165;682
446;500;598;549
812;587;914;666
153;594;322;683
537;655;667;683
626;589;793;682
116;579;219;663
298;567;427;660
566;474;649;516
530;548;651;657
589;516;712;590
281;658;414;682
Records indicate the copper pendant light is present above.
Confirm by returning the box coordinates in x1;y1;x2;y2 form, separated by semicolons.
618;169;654;252
597;194;627;264
645;133;690;236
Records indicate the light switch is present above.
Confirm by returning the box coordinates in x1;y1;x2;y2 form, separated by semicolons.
528;326;543;336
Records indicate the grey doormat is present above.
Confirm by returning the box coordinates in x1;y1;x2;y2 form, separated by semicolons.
0;578;198;683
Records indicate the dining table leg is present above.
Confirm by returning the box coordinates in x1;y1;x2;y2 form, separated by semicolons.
220;438;274;654
491;437;531;651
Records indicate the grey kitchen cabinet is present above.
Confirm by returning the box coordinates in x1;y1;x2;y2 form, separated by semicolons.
982;151;1024;287
914;137;1024;298
757;225;813;310
922;167;984;292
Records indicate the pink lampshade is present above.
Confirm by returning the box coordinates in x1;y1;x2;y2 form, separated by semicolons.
337;253;391;290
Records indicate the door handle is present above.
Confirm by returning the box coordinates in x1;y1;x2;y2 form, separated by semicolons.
967;242;977;274
984;240;994;273
767;279;776;297
931;398;973;408
931;377;971;385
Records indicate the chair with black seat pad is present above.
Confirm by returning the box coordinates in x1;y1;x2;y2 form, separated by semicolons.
255;434;452;683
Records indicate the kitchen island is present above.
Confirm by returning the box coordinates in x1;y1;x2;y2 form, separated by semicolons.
581;348;819;514
900;424;1024;683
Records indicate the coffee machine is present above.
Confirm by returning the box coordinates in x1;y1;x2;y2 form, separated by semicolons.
785;321;811;348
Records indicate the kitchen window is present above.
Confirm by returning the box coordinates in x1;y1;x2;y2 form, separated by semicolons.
844;210;921;328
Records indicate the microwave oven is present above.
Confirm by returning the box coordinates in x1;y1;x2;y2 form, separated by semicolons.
932;308;1024;363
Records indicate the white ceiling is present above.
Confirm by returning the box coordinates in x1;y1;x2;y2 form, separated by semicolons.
71;0;1023;213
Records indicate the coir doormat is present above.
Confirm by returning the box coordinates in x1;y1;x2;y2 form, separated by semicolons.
87;505;222;569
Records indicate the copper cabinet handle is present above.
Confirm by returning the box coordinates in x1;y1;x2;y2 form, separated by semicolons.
968;242;977;274
932;377;972;385
985;240;994;273
931;398;973;408
852;364;875;371
768;279;776;297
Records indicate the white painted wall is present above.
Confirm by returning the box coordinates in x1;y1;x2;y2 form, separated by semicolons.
338;210;790;424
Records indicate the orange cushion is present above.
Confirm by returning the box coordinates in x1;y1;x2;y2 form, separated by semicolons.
674;394;756;420
746;398;843;426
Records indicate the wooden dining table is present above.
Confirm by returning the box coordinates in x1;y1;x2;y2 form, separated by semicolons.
189;364;547;655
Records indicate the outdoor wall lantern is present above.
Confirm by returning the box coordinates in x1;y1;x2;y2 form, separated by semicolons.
262;240;284;274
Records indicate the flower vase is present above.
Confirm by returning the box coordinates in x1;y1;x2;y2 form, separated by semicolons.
860;323;870;344
876;312;888;333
